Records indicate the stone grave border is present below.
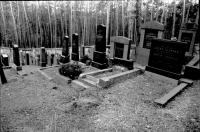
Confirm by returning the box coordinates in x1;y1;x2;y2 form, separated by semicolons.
184;55;200;79
79;68;142;88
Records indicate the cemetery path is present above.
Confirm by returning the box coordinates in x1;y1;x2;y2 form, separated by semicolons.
0;66;200;132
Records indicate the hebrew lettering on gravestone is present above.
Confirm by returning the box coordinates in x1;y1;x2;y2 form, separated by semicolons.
143;29;158;49
146;38;186;79
180;32;193;52
114;43;124;59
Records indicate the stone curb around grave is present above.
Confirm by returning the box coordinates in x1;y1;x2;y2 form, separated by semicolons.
36;69;53;81
99;68;142;88
79;68;112;78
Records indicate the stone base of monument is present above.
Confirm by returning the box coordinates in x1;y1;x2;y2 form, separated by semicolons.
91;61;107;69
184;55;200;80
71;53;79;61
60;55;69;64
110;58;134;70
10;63;22;71
40;62;46;67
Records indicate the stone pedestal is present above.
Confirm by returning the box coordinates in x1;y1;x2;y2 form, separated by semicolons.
40;47;46;67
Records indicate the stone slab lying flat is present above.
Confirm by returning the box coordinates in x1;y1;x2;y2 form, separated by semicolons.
155;83;188;106
10;63;22;71
53;73;71;86
36;69;53;81
99;68;142;88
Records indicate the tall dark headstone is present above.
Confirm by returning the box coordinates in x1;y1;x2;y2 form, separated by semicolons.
71;33;79;61
13;44;20;66
60;36;70;63
40;47;46;67
0;55;7;84
1;54;9;66
145;38;186;80
91;24;108;69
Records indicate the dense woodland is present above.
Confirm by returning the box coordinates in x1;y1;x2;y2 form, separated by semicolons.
0;0;199;48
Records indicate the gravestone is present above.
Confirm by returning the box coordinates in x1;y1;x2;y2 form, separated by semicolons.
0;54;7;84
110;36;134;70
145;38;186;82
135;21;164;66
47;54;52;66
80;45;85;60
1;54;9;66
13;45;20;66
91;24;108;69
25;52;29;65
19;50;25;66
178;22;198;56
60;36;70;64
71;33;79;61
40;47;46;67
12;44;22;71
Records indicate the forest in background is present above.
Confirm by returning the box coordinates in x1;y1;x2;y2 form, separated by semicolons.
0;0;199;48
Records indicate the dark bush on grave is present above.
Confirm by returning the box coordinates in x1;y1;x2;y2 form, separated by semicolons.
58;63;83;80
80;54;92;64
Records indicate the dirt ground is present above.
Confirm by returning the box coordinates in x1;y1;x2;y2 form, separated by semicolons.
0;66;200;132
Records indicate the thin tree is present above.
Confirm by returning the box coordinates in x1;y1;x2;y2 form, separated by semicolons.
9;1;18;45
182;0;186;24
54;1;57;48
0;2;7;47
172;0;176;38
17;1;21;47
47;1;52;48
106;1;111;45
186;0;191;22
122;0;125;36
116;1;119;36
195;8;199;24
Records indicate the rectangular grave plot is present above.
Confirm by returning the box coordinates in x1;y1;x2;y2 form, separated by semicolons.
180;32;193;52
114;43;124;59
93;51;106;64
148;39;186;74
71;53;79;61
143;29;158;49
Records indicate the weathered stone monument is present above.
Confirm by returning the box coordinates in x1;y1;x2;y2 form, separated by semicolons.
0;53;7;84
135;21;164;66
19;50;25;66
25;52;29;65
110;36;134;70
13;44;22;71
178;22;198;56
60;36;70;64
1;54;9;66
91;24;108;69
40;47;46;67
145;38;186;84
71;33;79;61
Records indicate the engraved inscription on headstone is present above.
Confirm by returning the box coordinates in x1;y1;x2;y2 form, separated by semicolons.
148;39;186;75
114;43;124;59
143;29;158;49
180;32;193;52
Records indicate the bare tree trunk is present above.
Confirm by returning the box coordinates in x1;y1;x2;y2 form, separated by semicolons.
156;6;159;21
47;1;52;48
0;2;7;47
17;1;21;47
161;3;165;23
144;4;148;23
116;1;118;36
122;0;124;36
9;1;18;45
186;1;191;22
195;9;199;24
54;1;57;48
172;1;176;38
150;1;153;21
106;1;110;46
182;0;186;24
70;1;72;47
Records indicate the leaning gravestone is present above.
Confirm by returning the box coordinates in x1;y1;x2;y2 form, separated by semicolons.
60;36;70;64
0;54;7;84
1;54;9;66
135;21;164;66
110;36;134;70
145;38;186;84
71;33;79;61
91;24;107;69
40;47;46;67
178;22;198;56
